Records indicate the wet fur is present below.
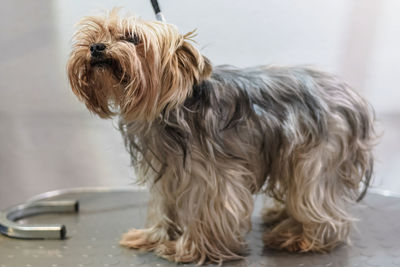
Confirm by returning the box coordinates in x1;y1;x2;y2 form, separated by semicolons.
68;9;375;265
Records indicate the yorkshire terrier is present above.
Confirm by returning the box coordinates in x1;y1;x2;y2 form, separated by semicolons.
67;9;375;264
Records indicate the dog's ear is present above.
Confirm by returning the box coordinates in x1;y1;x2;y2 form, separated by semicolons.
174;33;212;83
121;28;213;121
156;32;212;115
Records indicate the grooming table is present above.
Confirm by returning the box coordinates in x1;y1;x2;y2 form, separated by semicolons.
0;188;399;267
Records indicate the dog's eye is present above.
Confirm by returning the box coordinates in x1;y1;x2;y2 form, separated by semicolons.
124;33;140;45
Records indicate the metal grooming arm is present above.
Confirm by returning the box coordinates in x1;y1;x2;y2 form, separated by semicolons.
0;200;79;239
151;0;166;22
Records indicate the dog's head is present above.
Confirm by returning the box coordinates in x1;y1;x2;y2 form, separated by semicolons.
67;9;211;121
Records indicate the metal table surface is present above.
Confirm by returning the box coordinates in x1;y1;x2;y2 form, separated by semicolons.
0;189;399;267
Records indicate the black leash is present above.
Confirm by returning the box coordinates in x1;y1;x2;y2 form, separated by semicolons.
150;0;166;22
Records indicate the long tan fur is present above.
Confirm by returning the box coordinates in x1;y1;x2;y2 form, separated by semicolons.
67;9;375;265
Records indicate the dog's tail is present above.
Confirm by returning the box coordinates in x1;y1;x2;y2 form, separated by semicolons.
339;85;376;203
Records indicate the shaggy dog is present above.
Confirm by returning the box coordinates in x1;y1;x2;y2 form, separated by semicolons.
67;9;375;264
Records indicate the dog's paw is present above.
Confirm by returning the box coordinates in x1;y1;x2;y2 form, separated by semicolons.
154;240;203;263
120;229;203;263
121;229;243;264
263;230;312;252
263;218;313;252
119;228;159;251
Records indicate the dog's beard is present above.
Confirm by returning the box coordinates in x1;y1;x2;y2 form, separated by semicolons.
86;67;123;117
90;57;113;67
68;44;140;118
90;56;130;85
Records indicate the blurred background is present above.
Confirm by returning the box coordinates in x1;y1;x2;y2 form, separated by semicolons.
0;0;399;209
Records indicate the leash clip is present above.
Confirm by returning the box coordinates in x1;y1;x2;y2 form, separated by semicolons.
150;0;166;22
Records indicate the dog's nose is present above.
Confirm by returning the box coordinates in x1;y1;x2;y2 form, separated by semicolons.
90;43;106;57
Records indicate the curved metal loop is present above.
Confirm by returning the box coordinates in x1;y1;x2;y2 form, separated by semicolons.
0;187;142;240
0;200;79;240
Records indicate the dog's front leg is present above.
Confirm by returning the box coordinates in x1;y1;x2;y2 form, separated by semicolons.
122;162;255;264
119;180;176;252
160;163;255;264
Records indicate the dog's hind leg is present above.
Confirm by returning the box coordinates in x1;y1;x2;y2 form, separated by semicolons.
261;200;288;226
263;116;374;252
263;145;352;252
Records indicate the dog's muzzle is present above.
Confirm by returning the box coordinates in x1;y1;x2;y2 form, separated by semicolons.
90;43;106;58
89;43;113;67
